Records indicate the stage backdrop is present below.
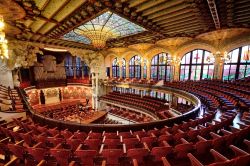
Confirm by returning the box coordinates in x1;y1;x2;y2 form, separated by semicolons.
26;86;92;106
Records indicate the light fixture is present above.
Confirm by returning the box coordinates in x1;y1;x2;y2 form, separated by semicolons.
0;16;8;60
161;56;180;65
216;51;231;62
243;49;250;61
206;53;215;63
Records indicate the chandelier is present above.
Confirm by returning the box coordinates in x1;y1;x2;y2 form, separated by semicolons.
0;16;8;60
161;56;180;65
215;51;231;63
80;30;114;49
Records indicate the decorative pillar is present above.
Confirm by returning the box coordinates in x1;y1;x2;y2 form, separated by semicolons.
72;56;76;79
95;73;99;110
141;58;144;79
213;54;224;80
147;61;151;80
126;61;129;78
173;63;180;81
119;60;123;79
91;72;95;110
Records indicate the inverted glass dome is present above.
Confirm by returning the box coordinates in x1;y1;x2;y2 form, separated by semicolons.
62;11;146;48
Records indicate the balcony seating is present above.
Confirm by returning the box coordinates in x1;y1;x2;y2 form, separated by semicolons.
0;112;249;166
1;78;250;166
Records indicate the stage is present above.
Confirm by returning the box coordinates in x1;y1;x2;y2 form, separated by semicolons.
32;99;107;124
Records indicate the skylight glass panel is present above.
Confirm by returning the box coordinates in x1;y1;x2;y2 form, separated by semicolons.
62;31;91;44
61;11;146;48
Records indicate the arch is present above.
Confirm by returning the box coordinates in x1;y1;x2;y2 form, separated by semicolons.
123;49;142;62
177;41;216;59
112;57;119;77
144;46;171;60
222;44;250;80
223;36;250;53
180;49;214;81
129;55;142;79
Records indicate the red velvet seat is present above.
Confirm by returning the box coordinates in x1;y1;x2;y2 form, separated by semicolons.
66;138;81;151
84;138;101;150
151;146;173;161
123;138;141;150
101;149;124;165
27;146;47;163
174;138;194;159
50;148;71;166
74;148;97;166
127;148;149;165
103;138;121;149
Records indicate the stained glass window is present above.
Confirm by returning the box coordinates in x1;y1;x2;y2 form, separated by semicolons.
151;53;172;81
143;60;147;79
180;49;214;81
65;54;74;78
122;58;126;78
129;55;141;79
62;11;146;44
112;58;119;78
223;45;250;80
62;31;91;44
75;57;82;78
83;62;89;77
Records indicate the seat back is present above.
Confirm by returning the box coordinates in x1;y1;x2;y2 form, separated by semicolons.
75;149;97;166
8;144;25;160
84;139;101;150
101;149;124;165
50;149;71;166
66;139;81;151
151;146;173;161
127;148;149;164
27;147;47;162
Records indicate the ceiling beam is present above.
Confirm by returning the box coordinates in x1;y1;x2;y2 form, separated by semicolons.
206;0;220;29
142;0;184;16
157;13;196;26
152;8;192;22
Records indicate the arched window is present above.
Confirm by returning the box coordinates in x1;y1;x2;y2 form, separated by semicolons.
122;58;126;78
83;61;89;77
112;58;119;77
223;45;250;80
151;53;172;81
180;49;214;81
75;57;82;78
129;55;141;79
65;54;74;78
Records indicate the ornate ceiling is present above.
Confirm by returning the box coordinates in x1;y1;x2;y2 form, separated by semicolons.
2;0;250;50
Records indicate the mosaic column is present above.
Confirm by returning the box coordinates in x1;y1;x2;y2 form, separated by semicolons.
95;72;99;110
119;60;123;79
91;72;95;110
126;61;129;78
147;62;151;80
213;53;223;80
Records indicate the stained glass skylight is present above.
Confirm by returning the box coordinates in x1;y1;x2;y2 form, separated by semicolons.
62;11;146;48
63;31;91;44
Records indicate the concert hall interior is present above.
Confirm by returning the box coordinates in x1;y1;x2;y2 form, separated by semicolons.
0;0;250;166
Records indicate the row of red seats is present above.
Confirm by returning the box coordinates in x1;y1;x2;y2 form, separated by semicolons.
1;109;249;166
